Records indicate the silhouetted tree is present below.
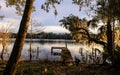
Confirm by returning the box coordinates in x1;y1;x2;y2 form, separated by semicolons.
69;0;120;66
59;14;120;65
60;15;106;45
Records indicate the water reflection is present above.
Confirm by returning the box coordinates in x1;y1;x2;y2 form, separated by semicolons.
0;39;103;62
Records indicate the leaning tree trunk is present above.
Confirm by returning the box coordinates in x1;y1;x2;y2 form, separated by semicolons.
3;0;34;75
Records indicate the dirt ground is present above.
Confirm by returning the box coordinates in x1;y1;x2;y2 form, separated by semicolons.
0;61;120;75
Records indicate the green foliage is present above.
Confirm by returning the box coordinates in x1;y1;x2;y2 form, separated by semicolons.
59;14;88;42
72;0;93;11
59;14;107;46
72;0;120;22
97;0;120;20
5;0;26;6
87;17;99;28
41;0;63;16
5;0;26;15
41;0;94;15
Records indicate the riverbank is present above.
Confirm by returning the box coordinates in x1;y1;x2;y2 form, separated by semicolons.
0;60;120;75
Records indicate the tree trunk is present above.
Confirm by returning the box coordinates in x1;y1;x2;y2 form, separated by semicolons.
29;37;32;61
1;46;5;61
29;23;33;61
106;20;113;55
106;19;114;65
3;0;34;75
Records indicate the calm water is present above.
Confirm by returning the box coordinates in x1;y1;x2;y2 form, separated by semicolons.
0;39;103;61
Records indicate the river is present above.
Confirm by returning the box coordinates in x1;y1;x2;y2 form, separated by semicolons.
0;39;103;62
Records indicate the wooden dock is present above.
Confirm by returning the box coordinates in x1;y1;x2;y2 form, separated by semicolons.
51;47;73;64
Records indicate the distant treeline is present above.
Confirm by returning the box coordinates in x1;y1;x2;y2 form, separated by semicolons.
10;32;73;40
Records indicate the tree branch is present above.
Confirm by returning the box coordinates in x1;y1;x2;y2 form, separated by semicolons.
75;28;107;46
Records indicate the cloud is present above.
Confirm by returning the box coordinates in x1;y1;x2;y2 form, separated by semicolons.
43;26;70;33
0;0;91;33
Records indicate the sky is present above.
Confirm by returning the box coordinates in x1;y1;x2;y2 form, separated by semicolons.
0;0;94;33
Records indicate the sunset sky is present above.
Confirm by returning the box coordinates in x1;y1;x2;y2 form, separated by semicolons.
0;0;93;33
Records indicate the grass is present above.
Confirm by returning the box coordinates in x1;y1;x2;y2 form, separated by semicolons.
0;60;120;75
